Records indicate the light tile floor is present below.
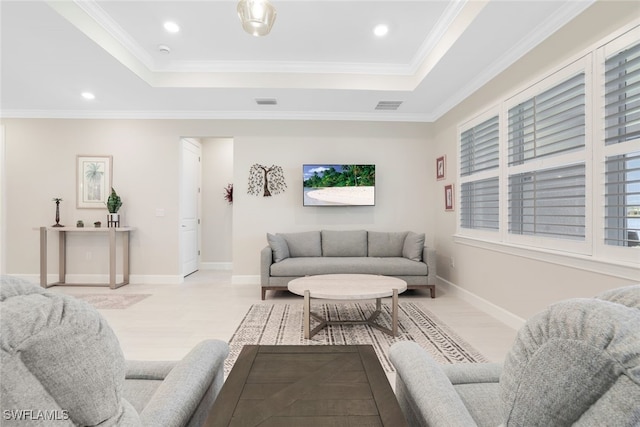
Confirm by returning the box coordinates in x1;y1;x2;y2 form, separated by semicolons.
50;270;519;385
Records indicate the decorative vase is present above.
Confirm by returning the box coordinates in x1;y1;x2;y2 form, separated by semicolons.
107;213;120;228
76;220;84;228
94;221;101;228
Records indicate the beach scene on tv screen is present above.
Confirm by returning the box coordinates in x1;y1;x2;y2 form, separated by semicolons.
303;164;375;206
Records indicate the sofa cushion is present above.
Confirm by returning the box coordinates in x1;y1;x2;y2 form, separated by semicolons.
500;296;640;426
278;231;322;257
368;231;408;257
270;257;428;277
267;233;290;262
403;232;425;261
321;230;367;257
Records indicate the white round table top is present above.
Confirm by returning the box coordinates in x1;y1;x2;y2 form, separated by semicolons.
287;274;407;300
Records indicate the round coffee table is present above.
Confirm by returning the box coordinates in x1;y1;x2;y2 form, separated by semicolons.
288;274;407;339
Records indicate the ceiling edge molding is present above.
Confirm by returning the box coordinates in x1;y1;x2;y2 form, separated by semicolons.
0;110;433;123
408;0;468;74
73;0;155;70
412;0;488;86
45;1;156;84
428;0;596;122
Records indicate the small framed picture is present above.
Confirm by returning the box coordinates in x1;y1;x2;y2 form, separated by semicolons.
77;155;112;209
444;184;454;211
436;155;446;180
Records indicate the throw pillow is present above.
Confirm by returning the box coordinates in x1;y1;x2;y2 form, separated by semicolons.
368;231;408;257
403;231;425;261
267;233;289;262
279;231;322;257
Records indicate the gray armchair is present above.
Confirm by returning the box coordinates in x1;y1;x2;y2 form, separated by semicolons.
389;284;640;426
0;276;229;426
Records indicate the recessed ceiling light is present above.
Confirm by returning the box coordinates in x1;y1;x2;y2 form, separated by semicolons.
163;21;180;33
81;92;95;100
373;24;388;37
158;45;171;54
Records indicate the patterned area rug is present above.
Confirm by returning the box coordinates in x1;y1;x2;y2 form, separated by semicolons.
226;302;487;375
74;294;151;309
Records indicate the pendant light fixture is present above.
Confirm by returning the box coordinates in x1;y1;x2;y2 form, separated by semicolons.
237;0;277;37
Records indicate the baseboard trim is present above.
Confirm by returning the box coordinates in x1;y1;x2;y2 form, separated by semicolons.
200;262;232;270
232;274;260;285
11;274;184;285
130;275;183;285
436;276;525;330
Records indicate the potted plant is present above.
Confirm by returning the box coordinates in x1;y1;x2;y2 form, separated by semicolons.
106;188;122;227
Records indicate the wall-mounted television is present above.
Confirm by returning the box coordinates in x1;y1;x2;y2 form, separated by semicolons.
303;164;376;206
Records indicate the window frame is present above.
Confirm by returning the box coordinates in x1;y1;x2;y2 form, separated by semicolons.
594;25;640;264
503;57;592;255
455;21;640;278
457;108;501;241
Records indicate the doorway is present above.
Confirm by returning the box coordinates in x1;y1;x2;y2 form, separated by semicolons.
180;137;234;279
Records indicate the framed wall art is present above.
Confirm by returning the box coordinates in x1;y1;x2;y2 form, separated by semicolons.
444;184;454;211
77;155;112;209
436;155;446;180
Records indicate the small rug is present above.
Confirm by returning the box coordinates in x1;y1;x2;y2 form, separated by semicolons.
74;294;151;309
226;302;487;375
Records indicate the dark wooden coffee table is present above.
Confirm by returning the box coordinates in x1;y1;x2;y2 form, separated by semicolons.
206;345;407;427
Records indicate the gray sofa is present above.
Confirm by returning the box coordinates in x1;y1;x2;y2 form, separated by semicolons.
0;276;229;427
389;284;640;426
261;230;436;300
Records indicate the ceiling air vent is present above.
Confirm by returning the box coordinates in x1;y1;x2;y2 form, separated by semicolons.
375;101;403;111
255;98;278;106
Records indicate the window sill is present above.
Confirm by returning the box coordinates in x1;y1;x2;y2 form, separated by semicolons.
453;235;639;281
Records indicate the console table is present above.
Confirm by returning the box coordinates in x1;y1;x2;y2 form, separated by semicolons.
38;226;134;289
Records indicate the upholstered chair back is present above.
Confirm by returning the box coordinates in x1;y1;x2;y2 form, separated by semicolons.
1;276;141;425
499;285;640;426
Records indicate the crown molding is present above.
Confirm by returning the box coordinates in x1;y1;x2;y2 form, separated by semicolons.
73;0;155;70
0;109;432;123
408;0;468;74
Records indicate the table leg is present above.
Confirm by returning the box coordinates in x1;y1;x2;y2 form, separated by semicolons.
58;231;66;284
122;230;130;285
109;228;116;289
39;227;47;287
392;288;399;336
304;290;310;339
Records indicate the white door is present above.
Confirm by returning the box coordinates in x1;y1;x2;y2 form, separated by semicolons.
180;138;201;277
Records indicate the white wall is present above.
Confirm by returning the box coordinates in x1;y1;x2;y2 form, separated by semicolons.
431;1;640;323
231;121;434;282
0;118;433;284
3;119;184;281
